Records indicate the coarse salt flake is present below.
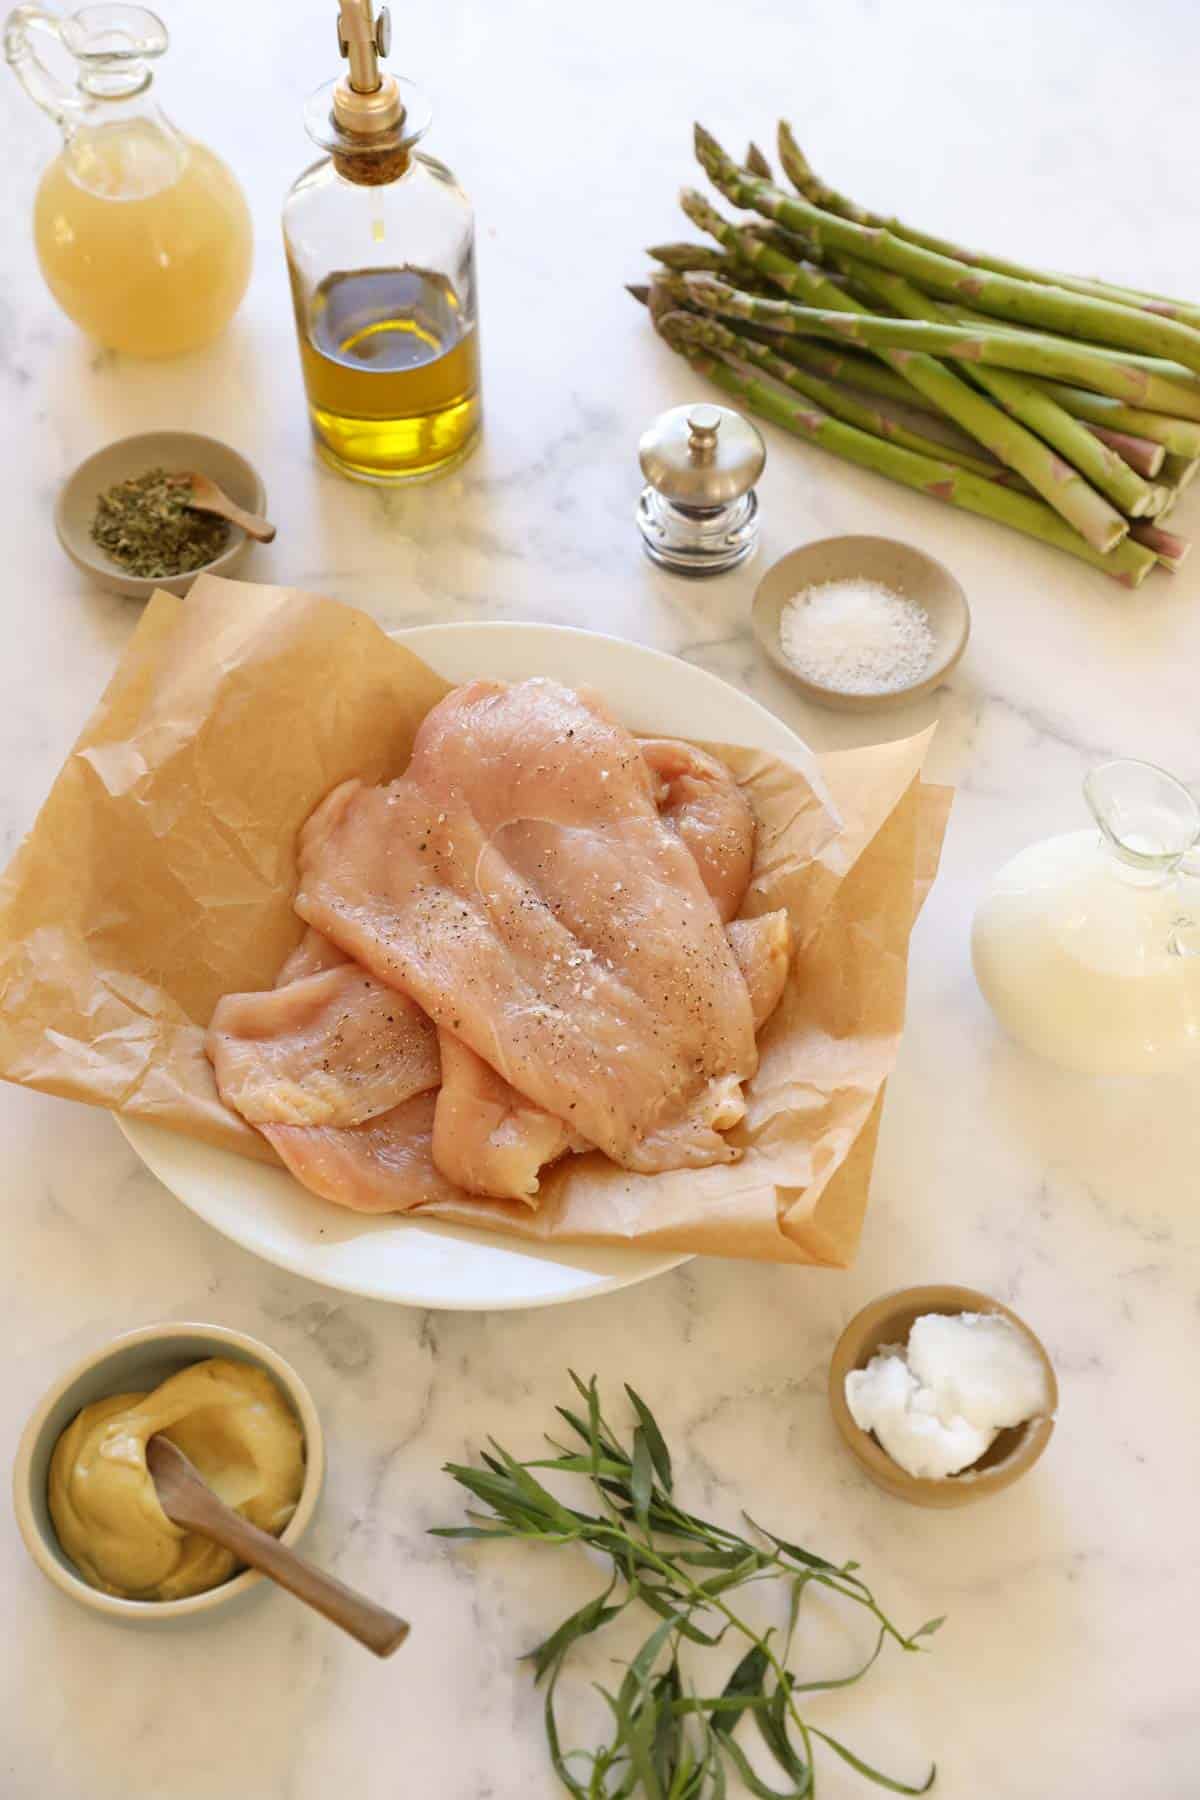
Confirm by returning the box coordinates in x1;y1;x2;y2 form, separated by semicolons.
778;578;934;696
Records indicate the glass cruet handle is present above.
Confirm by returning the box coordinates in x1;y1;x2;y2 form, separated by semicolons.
1084;758;1200;959
1171;843;1200;958
4;3;83;128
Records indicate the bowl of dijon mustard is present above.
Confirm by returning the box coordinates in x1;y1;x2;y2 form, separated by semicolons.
13;1322;324;1623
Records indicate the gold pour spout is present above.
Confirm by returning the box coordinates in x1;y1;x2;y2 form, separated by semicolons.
333;0;402;134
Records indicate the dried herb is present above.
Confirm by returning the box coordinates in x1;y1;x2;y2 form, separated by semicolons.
90;467;229;579
434;1374;943;1798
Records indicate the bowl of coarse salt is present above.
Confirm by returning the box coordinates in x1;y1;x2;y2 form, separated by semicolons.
752;535;969;713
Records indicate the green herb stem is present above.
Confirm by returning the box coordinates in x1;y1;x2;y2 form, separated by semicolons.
434;1376;941;1797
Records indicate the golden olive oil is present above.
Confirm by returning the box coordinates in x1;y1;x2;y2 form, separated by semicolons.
289;265;481;482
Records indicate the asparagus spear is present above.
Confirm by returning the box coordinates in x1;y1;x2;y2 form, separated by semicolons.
798;242;1200;459
668;309;1017;482
1021;384;1200;456
648;242;748;274
695;125;1200;375
652;314;1155;587
931;300;1200;421
1163;452;1200;489
1155;452;1199;521
1062;344;1200;414
748;222;821;263
1129;521;1190;571
755;233;1169;476
776;122;1200;332
639;284;1024;481
647;244;779;298
745;142;774;180
744;135;1200;412
679;194;1127;546
1081;426;1164;479
832;256;1166;517
765;338;939;408
680;189;849;308
798;252;1165;486
681;272;1199;414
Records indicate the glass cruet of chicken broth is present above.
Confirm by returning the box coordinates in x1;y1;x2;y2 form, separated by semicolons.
4;3;252;356
282;0;481;483
972;758;1200;1075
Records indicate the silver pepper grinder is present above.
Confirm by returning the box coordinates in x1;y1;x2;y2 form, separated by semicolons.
637;402;765;575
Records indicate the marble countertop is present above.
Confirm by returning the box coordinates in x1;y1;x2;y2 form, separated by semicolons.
3;0;1199;1794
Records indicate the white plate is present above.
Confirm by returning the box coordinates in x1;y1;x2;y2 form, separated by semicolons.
120;622;821;1311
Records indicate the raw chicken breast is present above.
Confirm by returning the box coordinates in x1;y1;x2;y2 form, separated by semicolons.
263;1092;456;1214
727;912;792;1031
207;960;439;1128
296;679;758;1173
641;738;756;923
433;1030;575;1203
275;927;351;983
212;922;574;1209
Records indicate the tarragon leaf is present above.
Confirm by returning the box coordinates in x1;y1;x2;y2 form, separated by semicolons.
710;1642;769;1740
427;1524;518;1541
632;1428;655;1534
745;1516;841;1575
787;1627;885;1694
652;1660;683;1791
626;1384;674;1492
719;1731;811;1800
697;1552;764;1597
525;1579;626;1683
543;1662;591;1800
754;1680;810;1791
809;1726;936;1795
636;1582;729;1647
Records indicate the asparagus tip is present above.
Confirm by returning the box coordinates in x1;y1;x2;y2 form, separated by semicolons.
746;141;773;180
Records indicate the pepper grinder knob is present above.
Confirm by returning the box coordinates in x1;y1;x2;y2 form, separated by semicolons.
687;406;722;461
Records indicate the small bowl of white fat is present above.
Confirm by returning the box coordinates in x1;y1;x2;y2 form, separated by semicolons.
752;536;969;713
828;1287;1057;1507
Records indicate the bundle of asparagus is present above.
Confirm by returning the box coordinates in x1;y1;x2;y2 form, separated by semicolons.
630;125;1200;585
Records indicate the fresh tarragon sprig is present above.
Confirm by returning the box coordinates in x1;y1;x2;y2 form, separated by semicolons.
432;1373;943;1798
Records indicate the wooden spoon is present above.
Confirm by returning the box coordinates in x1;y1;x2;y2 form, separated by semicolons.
146;1435;408;1656
171;471;277;543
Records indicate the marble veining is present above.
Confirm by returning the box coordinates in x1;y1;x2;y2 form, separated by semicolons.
3;0;1200;1794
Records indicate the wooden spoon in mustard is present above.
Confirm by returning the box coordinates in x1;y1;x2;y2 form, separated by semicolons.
147;1435;408;1656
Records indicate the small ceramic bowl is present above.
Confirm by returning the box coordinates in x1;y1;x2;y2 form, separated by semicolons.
13;1322;324;1623
55;431;267;600
828;1285;1057;1508
752;535;969;713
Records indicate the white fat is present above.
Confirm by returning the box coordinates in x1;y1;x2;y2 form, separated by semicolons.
844;1312;1050;1481
906;1312;1050;1432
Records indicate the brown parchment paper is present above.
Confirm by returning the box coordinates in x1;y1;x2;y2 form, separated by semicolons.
0;576;950;1266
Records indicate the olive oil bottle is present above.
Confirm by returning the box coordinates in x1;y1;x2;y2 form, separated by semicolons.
282;0;481;483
